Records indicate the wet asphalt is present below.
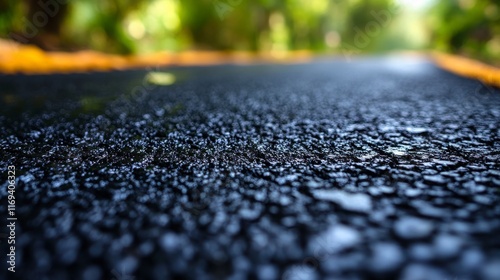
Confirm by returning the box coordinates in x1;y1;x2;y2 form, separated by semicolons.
0;57;500;280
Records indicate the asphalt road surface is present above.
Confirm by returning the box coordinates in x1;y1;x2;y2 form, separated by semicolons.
1;57;500;280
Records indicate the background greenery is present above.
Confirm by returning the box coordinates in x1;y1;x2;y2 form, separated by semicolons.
0;0;499;63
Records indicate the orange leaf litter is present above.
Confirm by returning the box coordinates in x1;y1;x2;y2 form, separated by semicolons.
1;39;499;88
0;39;311;74
431;52;500;88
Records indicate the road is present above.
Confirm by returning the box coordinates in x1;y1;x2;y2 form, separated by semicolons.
1;57;500;280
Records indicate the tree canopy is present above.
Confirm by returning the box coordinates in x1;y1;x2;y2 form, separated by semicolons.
0;0;498;63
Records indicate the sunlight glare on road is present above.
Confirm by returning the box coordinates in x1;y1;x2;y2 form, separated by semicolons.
146;72;176;86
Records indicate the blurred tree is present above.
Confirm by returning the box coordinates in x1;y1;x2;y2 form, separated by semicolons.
62;0;141;53
25;0;69;50
428;0;500;63
0;0;497;63
0;0;22;37
342;0;394;49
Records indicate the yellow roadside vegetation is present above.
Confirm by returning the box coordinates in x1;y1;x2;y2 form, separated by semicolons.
0;40;311;74
431;52;500;88
1;40;499;89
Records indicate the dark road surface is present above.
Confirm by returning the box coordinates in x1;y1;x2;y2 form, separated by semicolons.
1;57;500;280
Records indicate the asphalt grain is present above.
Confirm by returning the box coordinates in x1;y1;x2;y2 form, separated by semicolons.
0;57;500;280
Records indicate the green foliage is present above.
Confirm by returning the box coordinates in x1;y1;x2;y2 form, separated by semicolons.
0;0;498;63
428;0;500;63
0;0;25;36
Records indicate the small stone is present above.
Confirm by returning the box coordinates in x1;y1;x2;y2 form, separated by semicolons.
257;265;279;280
321;252;365;273
406;127;428;134
408;243;434;261
400;264;448;280
405;188;422;197
423;175;447;185
312;189;372;213
56;236;80;265
460;248;484;270
309;224;361;255
116;255;138;275
276;174;299;185
379;186;395;194
306;180;322;188
411;201;448;218
159;232;183;252
482;260;500;280
368;242;405;272
138;242;154;256
432;159;458;167
82;266;102;280
433;234;463;259
394;217;434;239
282;265;318;280
474;195;493;205
239;206;262;220
368;187;381;196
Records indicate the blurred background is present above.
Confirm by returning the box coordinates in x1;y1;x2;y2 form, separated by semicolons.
0;0;499;64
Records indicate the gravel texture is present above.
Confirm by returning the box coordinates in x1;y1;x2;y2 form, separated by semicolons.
0;57;500;280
